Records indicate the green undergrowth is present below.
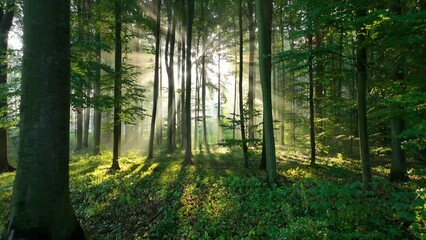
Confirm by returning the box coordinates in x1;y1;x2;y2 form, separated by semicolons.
0;148;425;239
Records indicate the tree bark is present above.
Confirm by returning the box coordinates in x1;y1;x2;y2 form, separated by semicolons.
390;117;408;181
239;0;248;166
93;31;102;155
4;0;85;238
184;0;194;164
247;0;256;142
217;34;222;144
165;0;176;153
201;36;209;152
255;0;276;183
0;0;15;173
83;102;90;148
308;34;316;165
148;0;161;159
111;0;122;170
76;107;83;150
356;8;372;190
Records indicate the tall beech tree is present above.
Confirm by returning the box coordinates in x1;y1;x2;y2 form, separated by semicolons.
148;0;161;159
356;6;372;190
165;0;177;153
3;0;85;238
255;0;276;183
0;0;15;173
111;0;122;170
184;0;194;164
239;0;248;166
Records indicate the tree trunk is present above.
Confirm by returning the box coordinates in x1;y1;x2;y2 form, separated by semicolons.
184;0;194;164
217;34;222;144
148;0;161;159
390;117;408;181
4;0;85;238
239;0;248;166
201;36;209;152
194;38;199;150
181;29;186;150
93;31;102;155
76;107;83;150
111;0;122;170
165;1;176;153
83;103;90;148
356;8;372;190
255;0;276;184
0;0;15;173
308;34;316;165
247;0;256;142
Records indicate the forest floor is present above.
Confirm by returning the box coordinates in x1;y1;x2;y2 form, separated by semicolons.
1;147;425;239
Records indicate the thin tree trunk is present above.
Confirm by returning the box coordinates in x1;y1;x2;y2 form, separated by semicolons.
184;0;194;164
76;107;83;150
217;35;222;144
356;8;372;190
247;0;255;142
83;101;90;148
194;37;199;150
0;0;15;173
166;1;176;153
148;0;161;159
93;31;102;155
239;0;248;166
111;0;122;170
201;36;209;152
181;29;186;150
308;34;316;165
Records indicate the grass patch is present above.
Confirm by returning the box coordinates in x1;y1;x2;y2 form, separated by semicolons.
0;147;424;239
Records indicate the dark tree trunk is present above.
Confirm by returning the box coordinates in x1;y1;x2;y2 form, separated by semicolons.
356;8;372;190
247;0;256;142
181;29;186;150
256;0;276;183
308;34;316;165
93;31;102;155
83;102;90;148
390;117;408;181
111;0;122;170
0;0;15;173
3;0;86;238
76;107;83;150
184;0;194;164
217;34;222;144
239;0;248;166
148;0;161;159
201;37;209;152
165;0;176;153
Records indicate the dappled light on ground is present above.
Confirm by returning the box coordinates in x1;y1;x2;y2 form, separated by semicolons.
1;148;425;239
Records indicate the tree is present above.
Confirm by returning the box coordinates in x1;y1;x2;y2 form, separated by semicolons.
184;0;194;164
308;33;316;165
255;0;276;183
2;0;85;238
165;0;177;153
111;0;122;170
239;0;248;166
247;0;256;141
92;31;102;155
0;0;15;173
356;6;372;190
148;0;161;159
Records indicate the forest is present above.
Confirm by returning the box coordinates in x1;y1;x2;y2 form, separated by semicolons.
0;0;425;239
